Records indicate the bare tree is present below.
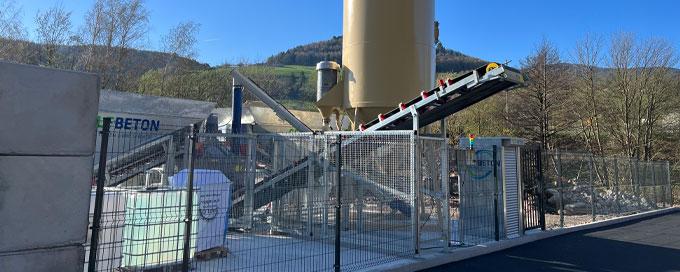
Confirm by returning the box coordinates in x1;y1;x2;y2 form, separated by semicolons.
113;0;149;89
604;32;679;160
34;4;72;67
570;33;605;155
160;21;200;96
80;0;149;89
0;0;30;62
508;37;570;150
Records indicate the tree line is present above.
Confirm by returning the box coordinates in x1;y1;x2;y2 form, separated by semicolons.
266;35;488;74
1;0;679;165
439;33;679;163
0;0;203;92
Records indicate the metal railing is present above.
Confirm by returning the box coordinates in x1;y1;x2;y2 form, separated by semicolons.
85;124;453;272
84;121;675;271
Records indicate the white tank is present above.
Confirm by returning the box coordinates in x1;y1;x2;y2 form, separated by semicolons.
342;0;436;126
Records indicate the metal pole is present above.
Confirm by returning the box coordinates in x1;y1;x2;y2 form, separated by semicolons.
230;70;312;133
557;151;564;228
88;117;111;272
589;154;595;222
307;135;315;236
661;163;666;208
162;136;174;185
440;119;450;247
182;125;198;272
322;136;329;237
653;163;658;208
334;135;342;272
614;156;620;214
270;140;280;233
411;132;420;253
457;150;464;245
667;161;673;207
537;149;545;231
231;79;243;134
247;136;256;230
493;145;500;241
635;159;641;210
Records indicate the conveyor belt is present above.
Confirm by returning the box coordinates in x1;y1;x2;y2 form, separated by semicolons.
359;63;524;132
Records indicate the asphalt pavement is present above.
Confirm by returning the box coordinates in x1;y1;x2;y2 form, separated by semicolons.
424;211;680;272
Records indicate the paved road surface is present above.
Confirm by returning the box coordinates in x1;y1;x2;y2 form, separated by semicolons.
425;211;680;272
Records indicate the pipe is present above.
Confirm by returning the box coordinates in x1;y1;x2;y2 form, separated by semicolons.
230;70;312;133
231;79;243;134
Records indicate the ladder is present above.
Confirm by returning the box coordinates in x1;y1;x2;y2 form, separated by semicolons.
359;63;524;132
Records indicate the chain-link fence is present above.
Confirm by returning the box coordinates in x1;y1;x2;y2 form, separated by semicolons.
542;151;672;229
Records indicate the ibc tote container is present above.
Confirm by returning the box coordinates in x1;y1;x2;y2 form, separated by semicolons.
121;188;197;269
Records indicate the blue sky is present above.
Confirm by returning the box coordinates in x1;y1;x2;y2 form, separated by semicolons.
18;0;680;67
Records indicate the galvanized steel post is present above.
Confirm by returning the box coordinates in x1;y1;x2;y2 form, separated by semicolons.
589;154;595;222
440;119;450;247
537;149;546;231
334;135;342;272
614;156;620;214
557;151;564;228
635;159;641;210
667;161;673;207
247;136;256;230
411;132;420;253
653;163;658;208
88;117;111;272
322;135;329;237
307;135;315;236
493;145;500;241
182;124;198;272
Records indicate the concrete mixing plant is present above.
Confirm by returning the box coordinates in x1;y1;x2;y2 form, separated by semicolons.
83;0;528;271
0;1;586;272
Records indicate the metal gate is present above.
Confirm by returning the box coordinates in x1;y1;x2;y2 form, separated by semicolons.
519;147;545;231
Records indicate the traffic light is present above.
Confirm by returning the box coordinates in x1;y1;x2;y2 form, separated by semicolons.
469;134;474;150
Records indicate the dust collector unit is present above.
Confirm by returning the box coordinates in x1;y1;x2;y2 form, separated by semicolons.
342;0;436;126
316;61;340;101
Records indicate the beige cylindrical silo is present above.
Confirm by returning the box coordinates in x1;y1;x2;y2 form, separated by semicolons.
342;0;436;127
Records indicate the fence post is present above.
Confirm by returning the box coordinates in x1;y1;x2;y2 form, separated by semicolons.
661;163;666;208
88;117;111;272
668;161;673;207
614;156;620;214
246;136;256;230
557;151;564;228
411;133;420;253
322;136;329;237
589;154;595;222
270;140;279;233
307;135;315;236
334;135;342;272
441;120;451;248
182;124;197;272
493;145;500;241
635;159;642;210
537;149;546;231
652;162;658;208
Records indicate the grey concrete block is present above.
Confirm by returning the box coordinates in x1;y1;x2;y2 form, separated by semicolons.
0;61;100;156
0;156;93;252
0;245;84;272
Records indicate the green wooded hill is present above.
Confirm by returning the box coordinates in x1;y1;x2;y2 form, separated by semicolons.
265;36;488;73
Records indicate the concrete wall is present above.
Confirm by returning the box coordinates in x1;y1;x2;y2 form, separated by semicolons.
0;61;100;271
